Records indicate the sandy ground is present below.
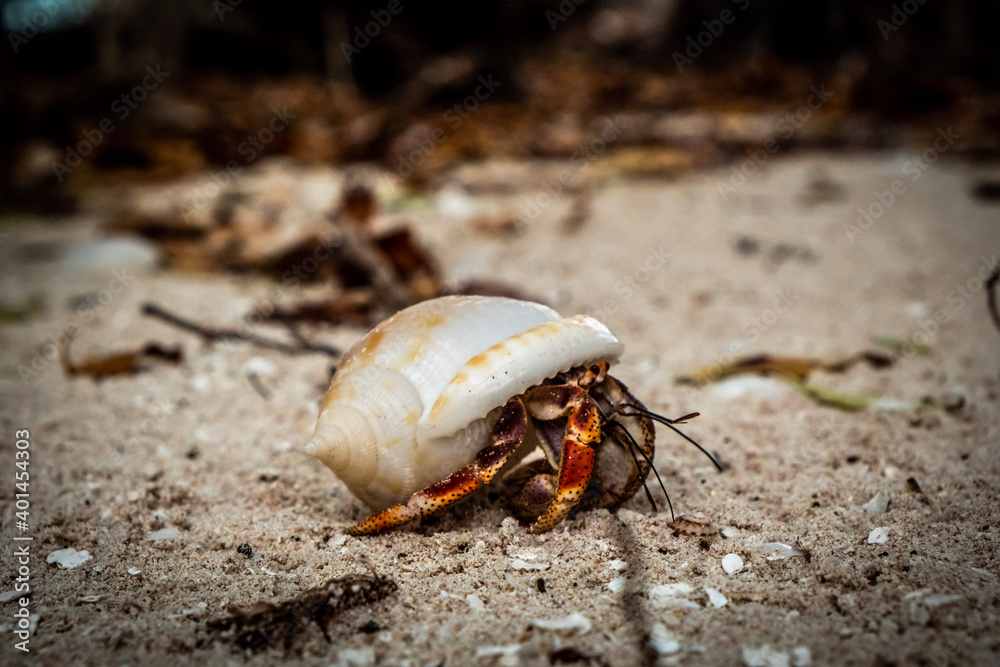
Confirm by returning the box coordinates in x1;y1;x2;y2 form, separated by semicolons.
1;152;999;666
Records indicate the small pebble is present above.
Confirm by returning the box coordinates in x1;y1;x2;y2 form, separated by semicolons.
705;588;728;608
466;593;485;611
722;553;744;574
649;623;680;655
867;527;890;545
743;644;790;667
909;601;930;626
533;613;591;634
243;356;277;377
756;543;804;561
475;645;521;658
616;508;644;524
336;647;375;667
127;567;141;575
436;186;477;219
862;491;889;516
46;548;92;570
651;582;695;598
792;647;812;667
145;527;181;541
923;594;962;608
62;237;159;275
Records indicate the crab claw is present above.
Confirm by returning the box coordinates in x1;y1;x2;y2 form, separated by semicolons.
520;383;603;533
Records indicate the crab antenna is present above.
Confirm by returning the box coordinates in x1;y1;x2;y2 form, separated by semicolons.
608;420;675;521
617;407;723;472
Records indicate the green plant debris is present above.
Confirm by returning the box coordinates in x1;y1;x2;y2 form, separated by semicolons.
0;295;44;323
678;343;947;412
873;336;932;356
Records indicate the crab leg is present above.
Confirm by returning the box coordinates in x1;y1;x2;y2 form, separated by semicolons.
347;397;528;535
524;385;603;533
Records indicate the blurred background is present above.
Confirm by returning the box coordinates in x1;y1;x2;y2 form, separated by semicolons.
4;0;999;323
1;0;998;367
2;0;999;210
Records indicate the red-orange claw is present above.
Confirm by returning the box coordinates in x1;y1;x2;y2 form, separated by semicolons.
347;504;418;536
347;397;528;535
347;467;483;535
529;440;596;533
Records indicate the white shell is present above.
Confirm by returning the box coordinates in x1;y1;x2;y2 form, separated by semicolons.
306;295;623;510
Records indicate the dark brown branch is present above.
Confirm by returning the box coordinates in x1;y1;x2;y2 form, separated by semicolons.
141;303;340;358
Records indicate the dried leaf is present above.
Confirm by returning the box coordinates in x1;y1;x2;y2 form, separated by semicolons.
676;354;821;385
61;342;182;379
339;184;377;226
375;227;442;300
676;351;894;386
677;346;937;412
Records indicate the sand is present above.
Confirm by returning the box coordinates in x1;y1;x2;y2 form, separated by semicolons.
1;152;999;666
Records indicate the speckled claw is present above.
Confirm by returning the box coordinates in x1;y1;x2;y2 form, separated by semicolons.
347;397;528;535
523;384;602;533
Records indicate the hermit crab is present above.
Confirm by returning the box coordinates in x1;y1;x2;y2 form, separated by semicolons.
306;295;718;534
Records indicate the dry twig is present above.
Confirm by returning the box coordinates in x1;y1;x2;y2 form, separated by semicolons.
141;303;340;357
